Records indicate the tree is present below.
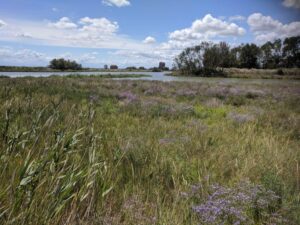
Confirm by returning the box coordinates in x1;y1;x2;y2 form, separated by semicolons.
174;37;300;76
230;46;242;68
174;42;227;76
260;39;282;69
282;36;300;67
49;58;82;71
174;44;205;75
218;42;233;68
239;44;260;69
203;44;222;71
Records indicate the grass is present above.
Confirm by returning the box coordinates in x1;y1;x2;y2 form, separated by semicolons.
0;76;299;224
169;68;300;79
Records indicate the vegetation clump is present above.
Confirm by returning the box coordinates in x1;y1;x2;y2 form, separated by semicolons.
49;58;82;71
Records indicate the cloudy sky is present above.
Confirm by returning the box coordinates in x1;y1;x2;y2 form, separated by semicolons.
0;0;300;68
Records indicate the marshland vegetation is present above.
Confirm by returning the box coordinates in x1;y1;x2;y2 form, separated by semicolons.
0;76;299;224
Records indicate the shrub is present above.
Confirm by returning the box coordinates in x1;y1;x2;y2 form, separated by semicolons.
277;69;285;76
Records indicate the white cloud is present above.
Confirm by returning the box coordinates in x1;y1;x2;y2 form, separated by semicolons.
228;15;246;22
169;14;245;42
52;7;58;12
282;0;300;9
143;36;156;44
79;17;118;34
112;49;176;67
247;13;300;42
102;0;130;7
0;20;7;28
0;46;106;66
0;14;248;67
16;32;33;39
49;17;77;29
0;17;148;50
0;46;50;66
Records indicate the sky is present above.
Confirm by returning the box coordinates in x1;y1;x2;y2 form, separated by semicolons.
0;0;300;68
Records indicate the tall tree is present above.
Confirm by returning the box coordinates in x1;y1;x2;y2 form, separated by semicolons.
283;36;300;68
240;44;260;69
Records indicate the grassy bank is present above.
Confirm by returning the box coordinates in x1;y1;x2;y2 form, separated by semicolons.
0;76;299;224
170;68;300;79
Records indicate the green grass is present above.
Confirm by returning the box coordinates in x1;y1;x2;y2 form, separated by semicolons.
0;76;299;224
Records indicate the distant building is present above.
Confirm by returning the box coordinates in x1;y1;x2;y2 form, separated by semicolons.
104;64;108;70
159;62;166;70
110;65;118;70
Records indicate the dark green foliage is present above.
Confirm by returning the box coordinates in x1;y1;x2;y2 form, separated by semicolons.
239;44;261;69
49;58;82;71
260;39;282;69
174;36;300;76
283;36;300;68
174;42;229;76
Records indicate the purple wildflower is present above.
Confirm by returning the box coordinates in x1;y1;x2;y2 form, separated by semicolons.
191;181;284;225
118;91;138;104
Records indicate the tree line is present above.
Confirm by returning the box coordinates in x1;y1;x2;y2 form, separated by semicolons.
174;36;300;76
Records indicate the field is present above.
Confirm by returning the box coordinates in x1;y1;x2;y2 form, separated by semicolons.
0;76;299;224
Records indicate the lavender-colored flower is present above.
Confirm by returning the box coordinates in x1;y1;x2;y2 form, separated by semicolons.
118;91;138;104
191;181;285;225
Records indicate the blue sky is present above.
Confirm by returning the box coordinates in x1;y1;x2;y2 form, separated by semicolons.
0;0;299;68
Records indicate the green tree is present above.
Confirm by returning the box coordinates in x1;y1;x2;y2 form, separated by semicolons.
49;58;82;71
282;36;300;67
240;44;260;68
260;39;282;69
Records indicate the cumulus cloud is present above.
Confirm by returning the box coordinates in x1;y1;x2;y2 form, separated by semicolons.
0;20;7;28
143;36;156;44
102;0;130;7
49;17;77;29
247;13;300;42
282;0;300;9
228;15;246;22
169;14;245;42
79;17;118;34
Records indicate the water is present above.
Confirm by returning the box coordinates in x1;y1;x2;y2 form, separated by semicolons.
1;71;299;85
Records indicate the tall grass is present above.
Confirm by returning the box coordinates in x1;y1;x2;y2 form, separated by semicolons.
0;77;299;224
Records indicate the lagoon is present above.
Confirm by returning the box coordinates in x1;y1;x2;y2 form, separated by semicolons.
1;71;299;85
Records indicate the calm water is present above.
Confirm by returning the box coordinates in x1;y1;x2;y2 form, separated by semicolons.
1;71;299;85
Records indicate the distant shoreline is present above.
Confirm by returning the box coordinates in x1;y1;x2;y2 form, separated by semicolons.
0;66;153;73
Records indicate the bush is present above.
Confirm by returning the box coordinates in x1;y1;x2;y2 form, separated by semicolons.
277;69;285;76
